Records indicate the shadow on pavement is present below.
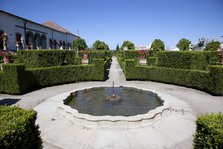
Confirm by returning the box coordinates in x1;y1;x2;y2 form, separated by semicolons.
0;98;20;106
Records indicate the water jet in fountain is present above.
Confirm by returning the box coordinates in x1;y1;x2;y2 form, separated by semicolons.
105;81;121;102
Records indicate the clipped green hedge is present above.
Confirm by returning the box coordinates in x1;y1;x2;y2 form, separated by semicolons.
0;71;3;92
207;65;223;95
28;65;93;88
122;59;223;95
0;57;111;94
204;51;220;65
90;58;111;81
18;50;77;68
193;113;223;149
78;50;111;60
157;51;220;70
120;50;140;59
1;64;30;94
147;57;157;66
157;51;207;70
0;106;42;148
89;50;106;59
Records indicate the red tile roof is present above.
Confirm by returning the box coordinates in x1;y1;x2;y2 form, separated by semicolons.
42;21;71;34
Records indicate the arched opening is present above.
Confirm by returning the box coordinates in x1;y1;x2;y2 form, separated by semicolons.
53;40;58;49
40;34;47;49
59;40;63;49
26;31;34;49
0;30;4;50
49;39;53;49
63;41;66;49
34;33;40;49
15;33;22;50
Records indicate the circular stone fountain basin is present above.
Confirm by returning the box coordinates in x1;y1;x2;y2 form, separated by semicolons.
64;87;164;116
57;86;170;129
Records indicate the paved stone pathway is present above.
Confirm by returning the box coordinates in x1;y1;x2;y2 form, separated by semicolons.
0;56;223;149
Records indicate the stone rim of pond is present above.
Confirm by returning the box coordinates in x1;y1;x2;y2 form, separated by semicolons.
51;85;174;129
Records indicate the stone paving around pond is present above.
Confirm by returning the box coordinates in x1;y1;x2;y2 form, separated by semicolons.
0;56;223;149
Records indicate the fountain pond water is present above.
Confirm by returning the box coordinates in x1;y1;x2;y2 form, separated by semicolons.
64;86;164;116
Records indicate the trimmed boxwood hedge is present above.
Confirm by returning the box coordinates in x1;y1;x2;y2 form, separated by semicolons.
0;71;3;92
193;113;223;149
0;57;111;94
120;50;140;59
1;64;29;94
18;50;78;68
157;51;220;70
0;106;42;149
122;59;223;95
147;57;157;66
28;65;93;88
157;51;207;70
207;65;223;95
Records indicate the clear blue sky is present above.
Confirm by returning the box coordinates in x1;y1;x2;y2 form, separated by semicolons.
1;0;223;49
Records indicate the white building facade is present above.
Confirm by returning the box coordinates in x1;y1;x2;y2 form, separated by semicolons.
0;10;78;51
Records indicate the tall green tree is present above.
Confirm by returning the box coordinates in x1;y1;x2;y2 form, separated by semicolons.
176;38;191;51
72;38;87;50
116;44;120;51
150;39;165;51
120;40;135;50
204;41;220;51
92;40;109;50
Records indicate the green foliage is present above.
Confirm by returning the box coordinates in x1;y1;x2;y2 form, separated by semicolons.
126;65;209;90
92;40;109;50
116;44;120;51
72;38;87;50
0;71;3;93
151;39;165;51
120;40;135;50
205;41;220;51
0;55;3;63
147;57;157;66
89;50;106;59
17;50;78;68
207;65;223;95
203;51;220;64
176;38;191;51
29;65;93;87
1;64;30;94
118;58;223;95
0;106;42;149
120;50;140;59
193;113;223;149
157;51;209;70
147;50;158;57
90;58;110;80
124;59;137;79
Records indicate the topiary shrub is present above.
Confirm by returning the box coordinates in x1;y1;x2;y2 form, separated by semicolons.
0;106;42;149
193;113;223;149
